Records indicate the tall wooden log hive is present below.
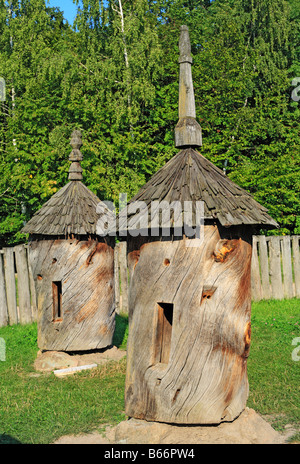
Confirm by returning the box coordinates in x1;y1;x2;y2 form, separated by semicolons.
22;130;115;352
122;26;278;424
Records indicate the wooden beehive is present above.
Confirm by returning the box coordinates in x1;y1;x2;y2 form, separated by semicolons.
22;130;115;352
120;26;278;425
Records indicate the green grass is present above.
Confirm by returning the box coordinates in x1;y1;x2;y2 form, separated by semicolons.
0;301;299;444
112;313;128;351
247;298;300;441
0;316;128;444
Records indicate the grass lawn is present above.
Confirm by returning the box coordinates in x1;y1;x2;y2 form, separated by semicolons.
247;298;300;441
0;300;299;444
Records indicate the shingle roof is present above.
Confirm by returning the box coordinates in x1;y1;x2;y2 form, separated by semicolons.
117;148;278;233
117;25;278;234
22;181;106;236
22;130;114;237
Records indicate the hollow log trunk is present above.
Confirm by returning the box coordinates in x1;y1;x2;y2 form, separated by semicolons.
125;225;252;424
28;237;115;351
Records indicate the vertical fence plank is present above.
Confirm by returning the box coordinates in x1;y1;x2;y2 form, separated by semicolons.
251;236;262;301
257;236;271;300
114;243;120;315
281;236;294;299
269;236;283;300
26;246;37;321
119;241;128;314
14;245;32;324
292;236;300;298
0;253;8;327
3;247;18;325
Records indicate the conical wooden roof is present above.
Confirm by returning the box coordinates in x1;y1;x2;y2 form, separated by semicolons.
117;25;278;234
118;148;278;233
22;181;104;236
22;130;112;237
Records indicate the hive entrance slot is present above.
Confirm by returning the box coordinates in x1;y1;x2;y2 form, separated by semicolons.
155;303;173;365
52;281;62;322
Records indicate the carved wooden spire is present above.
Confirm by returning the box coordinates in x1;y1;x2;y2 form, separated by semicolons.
68;129;83;181
175;25;202;148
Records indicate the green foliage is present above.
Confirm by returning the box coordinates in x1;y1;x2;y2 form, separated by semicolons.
0;0;299;245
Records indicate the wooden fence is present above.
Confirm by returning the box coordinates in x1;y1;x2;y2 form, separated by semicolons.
0;245;37;327
251;235;300;301
0;235;299;326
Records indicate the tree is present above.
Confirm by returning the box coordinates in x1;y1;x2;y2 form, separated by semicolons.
0;0;73;245
0;0;299;246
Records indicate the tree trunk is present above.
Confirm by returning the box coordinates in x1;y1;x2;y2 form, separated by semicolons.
125;225;252;424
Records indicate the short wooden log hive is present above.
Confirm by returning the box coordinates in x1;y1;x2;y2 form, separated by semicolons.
22;130;115;352
120;26;278;425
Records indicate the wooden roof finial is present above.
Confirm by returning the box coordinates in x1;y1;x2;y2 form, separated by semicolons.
175;25;202;149
68;129;83;181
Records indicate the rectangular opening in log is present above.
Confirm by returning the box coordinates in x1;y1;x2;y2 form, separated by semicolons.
52;281;62;322
155;303;173;365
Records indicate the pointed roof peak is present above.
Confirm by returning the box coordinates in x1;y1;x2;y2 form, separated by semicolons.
69;129;83;181
175;25;202;149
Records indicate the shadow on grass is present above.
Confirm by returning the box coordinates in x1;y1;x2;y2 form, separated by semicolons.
0;434;22;444
112;313;128;350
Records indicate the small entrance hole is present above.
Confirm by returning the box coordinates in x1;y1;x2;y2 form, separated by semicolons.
155;303;173;365
52;281;62;322
201;286;217;305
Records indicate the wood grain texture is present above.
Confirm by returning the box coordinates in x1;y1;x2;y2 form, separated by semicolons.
281;236;293;299
269;236;283;300
27;247;38;321
3;247;18;325
0;253;8;327
14;245;32;325
125;225;252;424
114;243;120;314
257;236;271;300
28;238;115;351
119;241;128;314
292;236;300;298
251;236;262;302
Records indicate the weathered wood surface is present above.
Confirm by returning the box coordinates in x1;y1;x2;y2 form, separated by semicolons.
175;26;202;148
3;247;18;325
118;241;128;314
114;243;120;314
28;238;115;351
269;236;283;300
257;235;271;300
14;244;32;325
292;236;300;298
251;237;262;302
27;247;37;321
251;235;300;301
0;253;8;327
281;236;293;299
125;225;252;424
